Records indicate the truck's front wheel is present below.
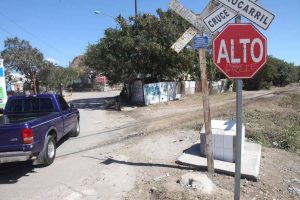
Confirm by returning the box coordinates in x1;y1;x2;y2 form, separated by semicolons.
69;120;80;137
40;135;56;166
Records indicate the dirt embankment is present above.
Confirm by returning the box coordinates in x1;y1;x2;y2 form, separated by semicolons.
123;85;300;152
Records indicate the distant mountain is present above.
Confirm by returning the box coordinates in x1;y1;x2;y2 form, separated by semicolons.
69;55;85;70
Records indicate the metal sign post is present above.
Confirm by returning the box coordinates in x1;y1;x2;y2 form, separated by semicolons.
234;15;242;200
235;79;243;200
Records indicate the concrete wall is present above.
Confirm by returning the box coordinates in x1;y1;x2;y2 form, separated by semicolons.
185;81;196;95
144;82;177;105
128;79;231;106
210;79;232;94
131;80;144;104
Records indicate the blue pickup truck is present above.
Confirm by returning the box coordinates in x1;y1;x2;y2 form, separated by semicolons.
0;94;80;166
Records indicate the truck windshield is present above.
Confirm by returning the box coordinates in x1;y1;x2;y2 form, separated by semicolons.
6;98;54;114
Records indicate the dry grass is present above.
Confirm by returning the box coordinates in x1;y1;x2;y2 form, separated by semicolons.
219;92;300;152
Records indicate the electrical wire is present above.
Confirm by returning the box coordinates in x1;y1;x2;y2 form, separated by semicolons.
0;11;69;58
0;26;15;37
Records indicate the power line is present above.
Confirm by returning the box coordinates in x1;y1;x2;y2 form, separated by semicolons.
0;11;69;58
0;26;15;37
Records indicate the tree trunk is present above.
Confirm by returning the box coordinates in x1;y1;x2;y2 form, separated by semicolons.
32;74;37;94
59;83;63;96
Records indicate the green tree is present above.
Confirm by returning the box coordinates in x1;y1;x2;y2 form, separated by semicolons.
39;62;80;91
272;58;298;87
243;56;298;90
244;56;277;90
38;61;59;90
60;67;80;88
1;37;45;94
84;10;198;84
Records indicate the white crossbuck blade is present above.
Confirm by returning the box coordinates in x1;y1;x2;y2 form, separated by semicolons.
171;27;198;53
204;0;259;33
169;0;217;53
169;0;216;37
217;0;274;30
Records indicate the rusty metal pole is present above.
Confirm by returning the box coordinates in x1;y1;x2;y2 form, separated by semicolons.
199;47;214;174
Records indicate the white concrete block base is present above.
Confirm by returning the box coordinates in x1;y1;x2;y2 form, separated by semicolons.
200;120;245;163
177;141;262;181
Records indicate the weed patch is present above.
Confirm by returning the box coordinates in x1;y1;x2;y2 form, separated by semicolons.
246;93;300;152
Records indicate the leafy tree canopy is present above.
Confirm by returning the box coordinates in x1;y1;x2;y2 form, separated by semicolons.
84;10;199;84
1;37;80;93
1;37;44;93
244;56;299;90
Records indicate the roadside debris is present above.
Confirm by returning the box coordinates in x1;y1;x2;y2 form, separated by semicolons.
179;173;216;194
154;173;170;182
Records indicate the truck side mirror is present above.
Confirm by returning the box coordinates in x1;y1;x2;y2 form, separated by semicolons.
69;103;75;109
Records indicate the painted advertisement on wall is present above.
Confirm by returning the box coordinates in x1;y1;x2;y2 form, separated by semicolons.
0;59;7;108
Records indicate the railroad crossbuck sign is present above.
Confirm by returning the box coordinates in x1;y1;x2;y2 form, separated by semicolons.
204;6;236;33
171;27;197;53
213;23;267;79
169;0;217;53
203;0;258;33
217;0;275;30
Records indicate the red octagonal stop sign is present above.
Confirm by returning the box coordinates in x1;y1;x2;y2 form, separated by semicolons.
213;23;267;79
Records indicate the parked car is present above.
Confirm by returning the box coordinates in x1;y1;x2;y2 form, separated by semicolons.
0;94;80;166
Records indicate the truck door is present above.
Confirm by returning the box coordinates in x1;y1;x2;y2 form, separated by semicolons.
57;96;76;134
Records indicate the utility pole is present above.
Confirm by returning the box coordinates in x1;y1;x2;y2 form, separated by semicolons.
135;0;138;20
199;46;214;174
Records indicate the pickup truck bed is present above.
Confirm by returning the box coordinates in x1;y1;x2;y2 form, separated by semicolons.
0;113;53;125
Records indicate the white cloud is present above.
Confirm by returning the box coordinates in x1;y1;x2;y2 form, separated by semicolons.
45;58;57;64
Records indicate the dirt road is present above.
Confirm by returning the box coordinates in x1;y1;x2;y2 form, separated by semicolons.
0;86;299;200
60;86;300;158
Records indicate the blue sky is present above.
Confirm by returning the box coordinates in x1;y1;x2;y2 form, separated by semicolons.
0;0;299;67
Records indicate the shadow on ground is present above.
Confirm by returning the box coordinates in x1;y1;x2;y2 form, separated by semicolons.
183;143;201;156
82;156;197;171
0;135;71;184
70;96;118;110
101;158;194;170
0;161;38;184
70;96;145;111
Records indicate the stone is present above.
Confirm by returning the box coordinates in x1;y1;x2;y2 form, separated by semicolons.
259;190;264;194
180;173;216;194
291;178;300;184
292;187;300;196
149;187;156;193
153;173;170;181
